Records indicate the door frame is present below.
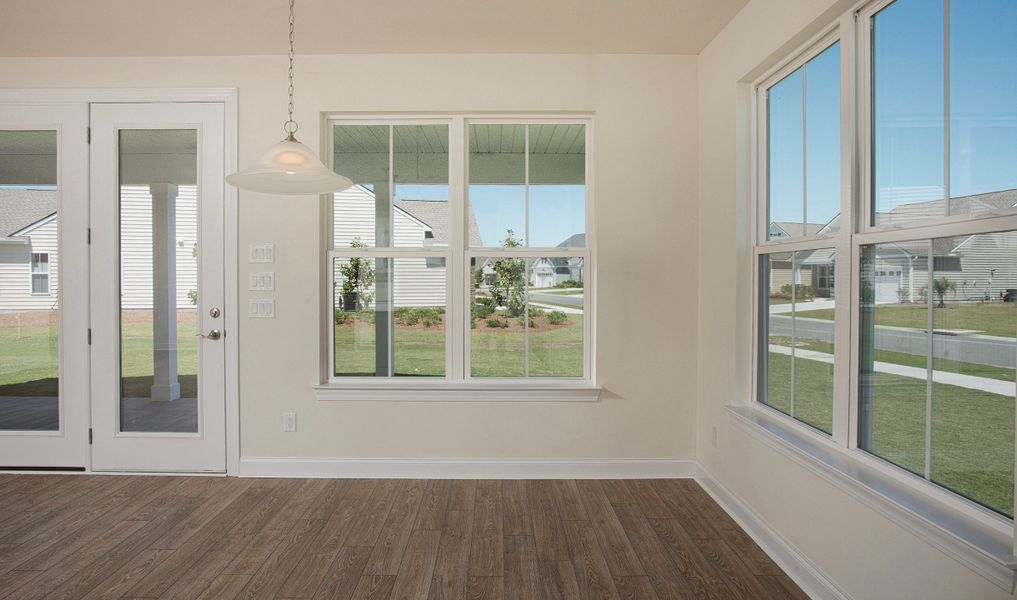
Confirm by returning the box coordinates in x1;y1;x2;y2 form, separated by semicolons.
0;88;239;475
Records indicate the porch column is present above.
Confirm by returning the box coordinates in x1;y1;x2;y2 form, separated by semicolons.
150;182;180;401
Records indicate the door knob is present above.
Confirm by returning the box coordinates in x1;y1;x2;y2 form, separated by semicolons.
198;329;222;340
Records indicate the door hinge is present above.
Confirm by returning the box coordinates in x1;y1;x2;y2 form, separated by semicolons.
86;127;91;144
88;428;92;444
87;328;92;345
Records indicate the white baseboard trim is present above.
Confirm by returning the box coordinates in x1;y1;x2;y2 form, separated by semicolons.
238;456;697;479
696;465;852;600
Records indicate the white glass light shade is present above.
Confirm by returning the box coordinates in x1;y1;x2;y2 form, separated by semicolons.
226;138;353;195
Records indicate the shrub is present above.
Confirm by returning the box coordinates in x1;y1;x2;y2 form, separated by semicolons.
547;310;568;325
486;318;508;329
422;313;441;328
473;302;495;319
399;311;420;326
777;283;815;301
358;310;376;324
517;316;538;328
556;279;583;288
334;309;351;325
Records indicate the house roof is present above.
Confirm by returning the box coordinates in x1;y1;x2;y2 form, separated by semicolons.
0;188;57;237
394;198;483;247
557;233;585;248
877;188;1017;224
770;222;826;237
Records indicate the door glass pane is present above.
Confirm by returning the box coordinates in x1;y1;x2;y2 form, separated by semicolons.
760;252;794;415
469;124;525;248
528;124;586;248
792;249;835;433
118;129;199;433
0;130;58;431
805;43;841;234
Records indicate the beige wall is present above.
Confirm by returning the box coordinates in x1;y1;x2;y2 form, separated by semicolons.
0;53;699;460
697;1;1016;598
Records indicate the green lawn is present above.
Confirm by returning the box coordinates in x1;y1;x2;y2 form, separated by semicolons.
765;342;1015;516
0;315;198;397
797;302;1017;338
334;311;583;378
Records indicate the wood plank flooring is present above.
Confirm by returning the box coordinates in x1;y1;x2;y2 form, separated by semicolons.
0;475;808;599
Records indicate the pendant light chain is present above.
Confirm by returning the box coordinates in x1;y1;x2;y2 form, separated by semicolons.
284;0;298;139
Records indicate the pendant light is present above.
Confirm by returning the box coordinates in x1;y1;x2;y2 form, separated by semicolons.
226;0;353;195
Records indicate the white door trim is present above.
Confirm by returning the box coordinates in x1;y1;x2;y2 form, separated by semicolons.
0;88;238;475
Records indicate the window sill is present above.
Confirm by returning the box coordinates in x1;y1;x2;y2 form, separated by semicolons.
314;382;602;402
727;404;1017;590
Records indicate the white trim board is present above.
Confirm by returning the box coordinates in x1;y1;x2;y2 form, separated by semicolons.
238;457;696;479
695;465;853;600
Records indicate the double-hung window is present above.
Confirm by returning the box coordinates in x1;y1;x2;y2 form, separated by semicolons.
755;0;1017;524
326;117;593;389
31;252;50;295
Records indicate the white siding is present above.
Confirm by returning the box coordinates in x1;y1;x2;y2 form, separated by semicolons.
333;187;445;308
119;185;198;310
0;216;59;311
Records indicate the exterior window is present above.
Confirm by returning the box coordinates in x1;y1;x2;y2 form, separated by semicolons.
756;0;1017;519
872;0;1017;226
31;252;50;294
766;42;841;240
329;118;592;382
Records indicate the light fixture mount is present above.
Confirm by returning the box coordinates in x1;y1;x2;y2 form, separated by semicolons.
226;0;353;195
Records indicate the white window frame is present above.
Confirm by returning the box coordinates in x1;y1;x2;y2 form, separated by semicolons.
317;114;598;401
30;251;51;295
750;0;1017;585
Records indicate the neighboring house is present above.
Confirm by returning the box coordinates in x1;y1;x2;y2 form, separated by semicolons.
479;233;586;289
0;186;198;312
332;185;481;308
766;189;1017;304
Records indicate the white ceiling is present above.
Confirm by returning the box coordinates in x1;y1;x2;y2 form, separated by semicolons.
0;0;747;57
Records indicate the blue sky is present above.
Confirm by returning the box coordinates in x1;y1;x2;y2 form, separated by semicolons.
395;183;585;248
769;0;1017;224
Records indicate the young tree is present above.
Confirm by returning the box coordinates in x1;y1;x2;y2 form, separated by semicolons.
491;229;526;317
932;276;956;308
339;239;375;310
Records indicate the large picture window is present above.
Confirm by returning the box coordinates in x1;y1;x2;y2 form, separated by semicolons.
329;118;592;384
755;0;1017;522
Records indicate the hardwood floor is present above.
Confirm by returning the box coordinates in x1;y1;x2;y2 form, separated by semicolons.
0;475;808;599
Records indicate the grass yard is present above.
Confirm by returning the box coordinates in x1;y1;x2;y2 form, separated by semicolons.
0;311;198;397
797;302;1017;338
765;342;1015;516
334;310;583;378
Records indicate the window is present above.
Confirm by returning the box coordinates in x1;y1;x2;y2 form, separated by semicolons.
756;35;842;434
328;118;592;384
755;0;1017;521
31;252;50;295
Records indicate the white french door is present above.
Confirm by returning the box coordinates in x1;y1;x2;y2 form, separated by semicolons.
0;103;90;468
89;102;226;472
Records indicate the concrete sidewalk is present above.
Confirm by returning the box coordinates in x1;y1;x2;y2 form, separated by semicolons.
768;344;1016;397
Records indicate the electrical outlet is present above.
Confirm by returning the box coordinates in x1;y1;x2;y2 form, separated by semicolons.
249;299;275;318
283;412;297;432
711;426;719;448
248;243;275;264
249;271;275;291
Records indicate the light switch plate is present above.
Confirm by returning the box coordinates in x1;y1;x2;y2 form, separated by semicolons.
248;271;275;291
249;298;275;318
283;412;297;432
248;243;275;264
